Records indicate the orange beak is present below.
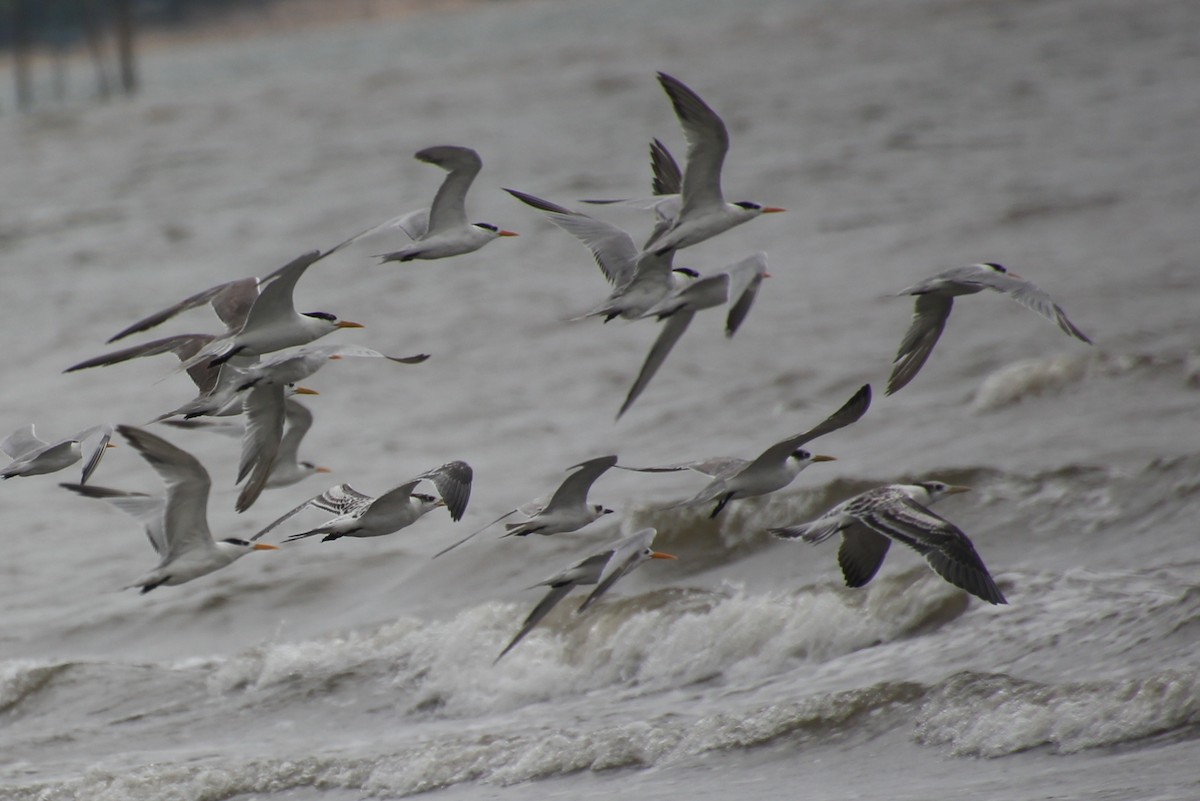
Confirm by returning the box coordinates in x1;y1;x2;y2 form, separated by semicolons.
650;551;677;560
253;543;279;551
294;386;320;396
105;443;118;449
498;230;519;237
315;466;332;474
762;206;786;214
335;320;365;329
810;454;837;463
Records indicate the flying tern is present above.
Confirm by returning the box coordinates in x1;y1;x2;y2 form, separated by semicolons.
252;461;473;543
887;262;1093;395
504;187;692;321
330;146;517;262
1;423;114;483
434;455;618;557
622;385;871;517
617;251;769;418
104;276;260;344
60;425;278;593
771;481;1007;605
585;73;784;255
494;527;676;663
174;250;363;370
162;398;330;490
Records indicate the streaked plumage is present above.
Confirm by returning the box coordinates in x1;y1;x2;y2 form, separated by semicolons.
494;527;676;663
771;481;1006;605
252;461;473;543
887;262;1093;395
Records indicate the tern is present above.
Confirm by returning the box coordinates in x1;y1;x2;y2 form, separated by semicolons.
60;425;278;593
161;399;331;490
1;423;114;483
771;481;1007;605
887;262;1093;395
330;146;517;262
585;73;784;255
617;251;769;418
252;461;473;543
504;187;692;321
175;250;364;370
494;527;676;663
623;385;871;518
434;455;618;557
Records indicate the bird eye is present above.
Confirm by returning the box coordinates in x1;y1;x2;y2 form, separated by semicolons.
982;262;1007;273
222;538;251;546
734;201;762;211
474;223;499;232
792;449;810;459
304;311;337;322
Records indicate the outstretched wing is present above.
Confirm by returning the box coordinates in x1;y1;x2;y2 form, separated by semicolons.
747;384;872;471
887;294;954;395
420;145;483;235
414;460;473;521
542;455;619;513
252;483;374;541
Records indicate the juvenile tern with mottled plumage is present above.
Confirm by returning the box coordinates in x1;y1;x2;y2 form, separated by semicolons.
887;262;1093;395
252;461;473;543
770;481;1007;605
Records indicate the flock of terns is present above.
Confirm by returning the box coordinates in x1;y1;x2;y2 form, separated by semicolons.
6;72;1093;661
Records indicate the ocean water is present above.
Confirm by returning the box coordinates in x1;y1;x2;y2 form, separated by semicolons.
1;0;1198;798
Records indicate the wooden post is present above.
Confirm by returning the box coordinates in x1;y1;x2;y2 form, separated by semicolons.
113;0;137;95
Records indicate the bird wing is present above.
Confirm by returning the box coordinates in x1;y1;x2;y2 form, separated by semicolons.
252;482;373;541
494;583;578;663
506;188;640;286
576;529;661;613
237;250;325;336
617;456;748;478
860;497;1006;604
542;455;619;513
836;524;893;588
419;145;482;235
414;460;474;521
273;398;316;470
65;333;221;393
617;309;696;419
117;425;213;562
61;483;169;557
431;507;522;558
71;423;114;485
1;424;47;460
325;208;429;256
886;293;955;395
649;138;683;197
657;72;729;217
747;384;872;471
357;479;424;527
976;270;1093;343
235;384;287;513
723;252;768;338
106;277;259;343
